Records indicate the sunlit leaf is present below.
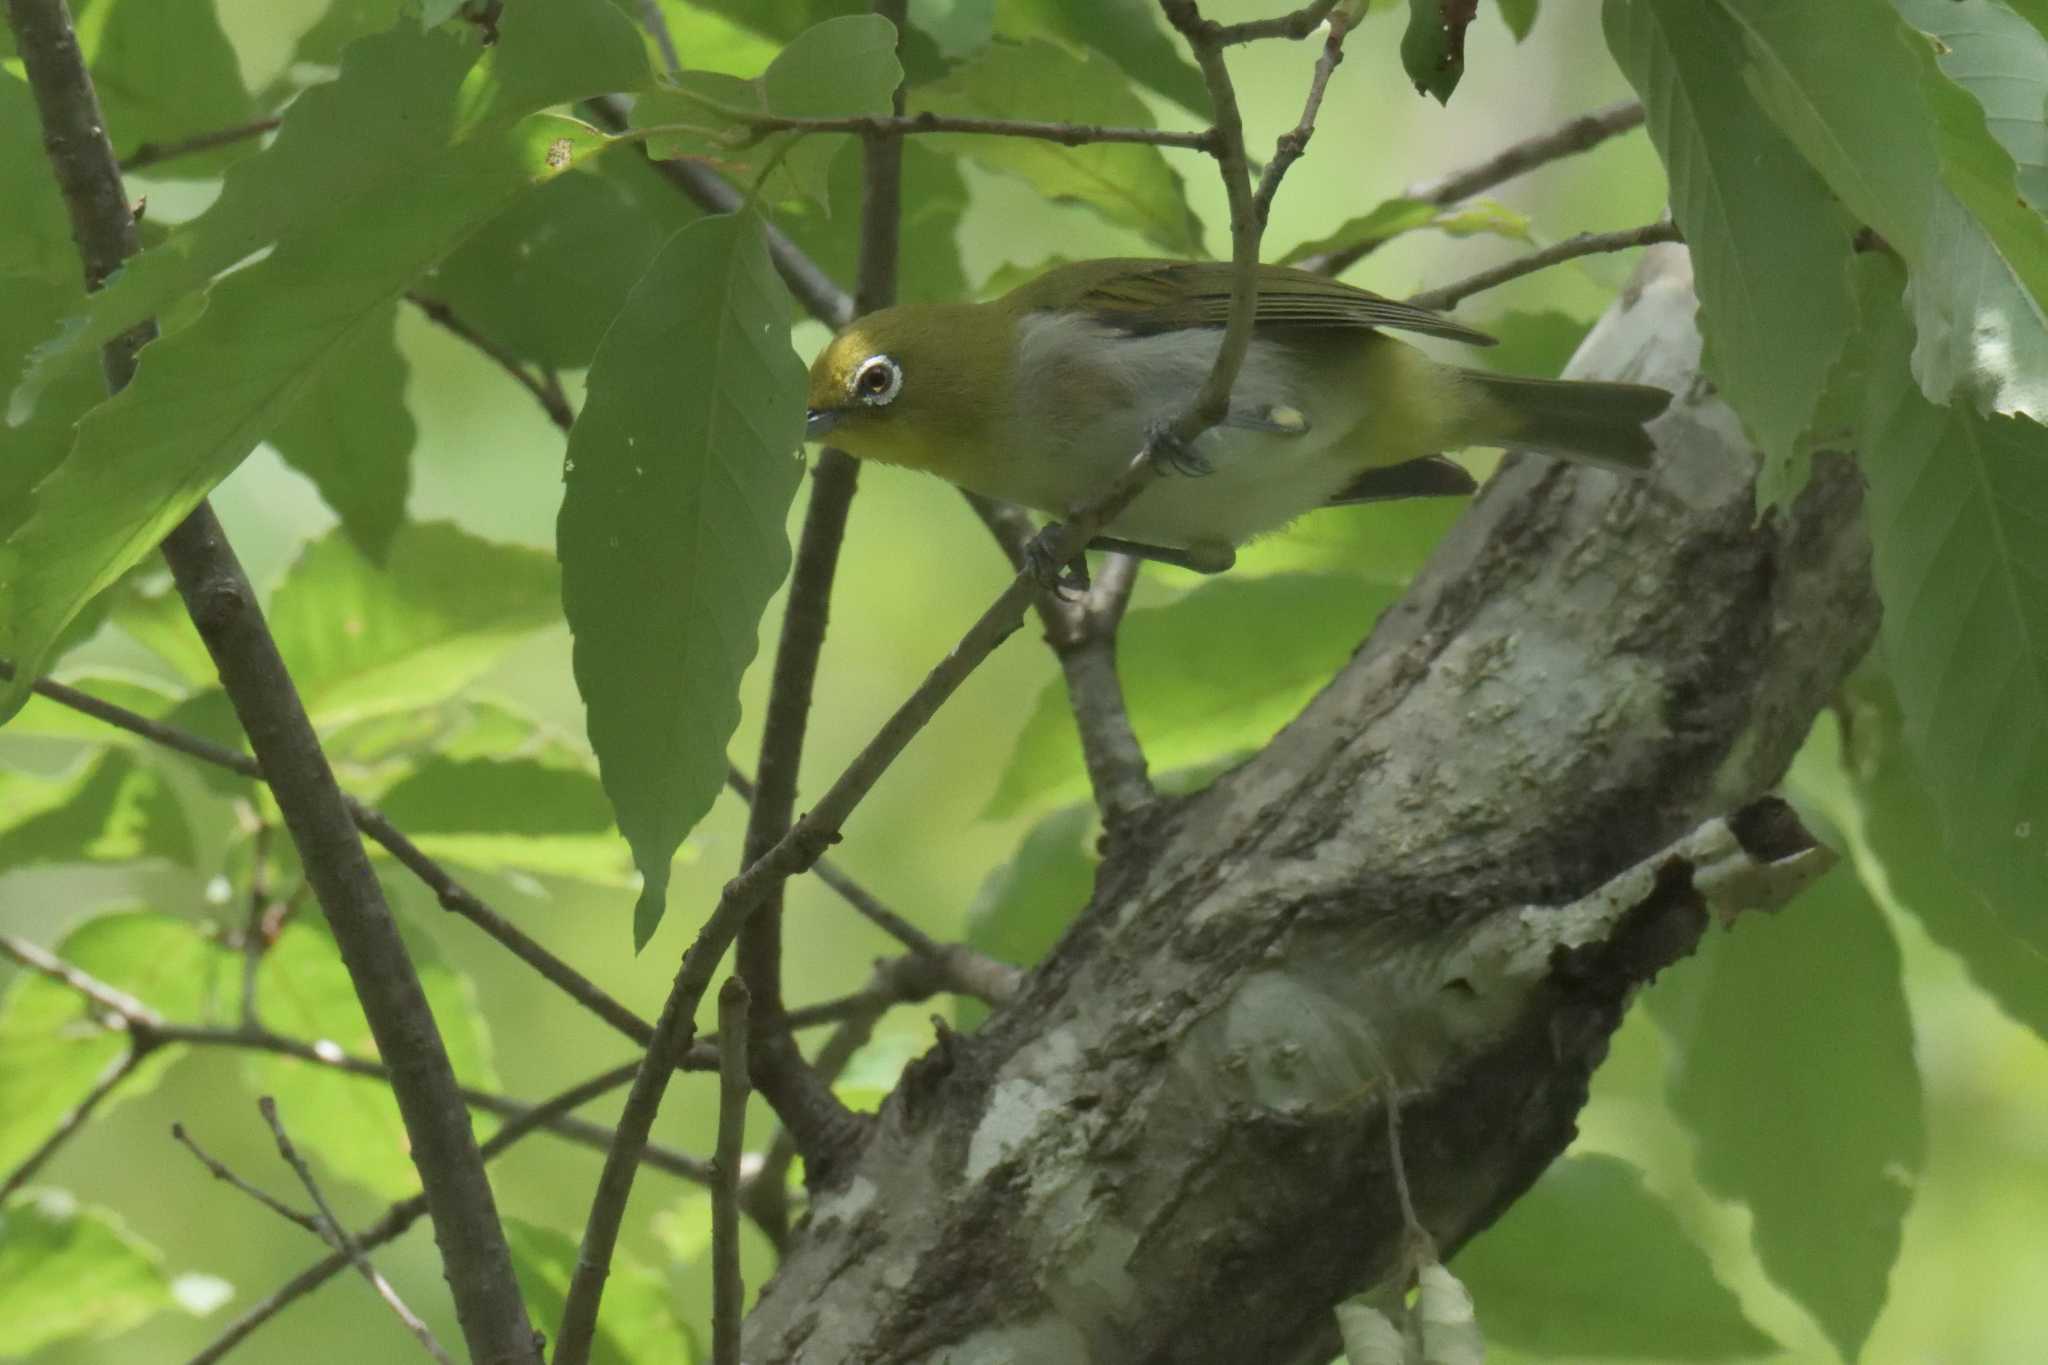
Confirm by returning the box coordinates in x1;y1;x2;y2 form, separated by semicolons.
0;1191;180;1357
558;212;805;946
1454;1155;1778;1358
986;575;1399;817
1645;863;1921;1361
1604;0;1858;509
0;752;194;870
265;521;561;729
912;39;1203;254
505;1219;696;1365
250;921;498;1198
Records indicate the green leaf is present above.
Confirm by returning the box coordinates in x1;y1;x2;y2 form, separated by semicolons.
0;751;194;870
268;300;413;565
1710;0;2048;420
1645;863;1922;1361
374;756;633;884
0;911;235;1176
0;1191;180;1356
777;141;970;306
0;3;648;719
993;0;1210;116
1474;308;1593;379
1840;677;2048;1040
986;575;1398;817
1454;1155;1778;1358
675;0;863;43
1402;0;1479;104
1278;196;1530;266
912;0;996;58
911;39;1204;254
427;158;704;370
633;14;905;211
1604;0;1859;509
558;212;805;946
1496;0;1538;41
1849;251;2048;950
251;921;498;1198
92;0;257;180
958;804;1095;1026
265;521;561;729
1894;0;2048;213
506;1219;696;1365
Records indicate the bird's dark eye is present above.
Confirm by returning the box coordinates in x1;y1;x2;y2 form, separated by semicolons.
852;355;902;406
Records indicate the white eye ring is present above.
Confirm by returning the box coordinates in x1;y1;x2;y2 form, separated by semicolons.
852;354;903;407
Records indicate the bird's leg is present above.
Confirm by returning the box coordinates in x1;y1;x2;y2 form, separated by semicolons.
1144;418;1214;476
1086;536;1235;574
1024;522;1091;598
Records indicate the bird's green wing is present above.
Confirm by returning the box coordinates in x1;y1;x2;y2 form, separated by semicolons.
1002;258;1497;346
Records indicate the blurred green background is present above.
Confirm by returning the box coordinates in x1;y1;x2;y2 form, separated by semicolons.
3;2;2044;1362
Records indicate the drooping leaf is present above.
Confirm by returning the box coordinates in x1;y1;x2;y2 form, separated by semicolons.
1454;1155;1778;1358
1645;862;1922;1361
1894;0;2048;213
0;2;647;719
1849;251;2048;948
265;521;561;729
1402;0;1479;104
1496;0;1538;41
426;157;704;370
986;575;1399;818
558;212;806;946
1278;196;1530;267
250;921;498;1198
911;39;1204;254
1604;0;1859;509
92;0;258;180
0;911;235;1176
1708;0;2048;421
268;300;414;565
633;14;905;212
993;0;1210;116
0;1191;180;1357
504;1219;696;1365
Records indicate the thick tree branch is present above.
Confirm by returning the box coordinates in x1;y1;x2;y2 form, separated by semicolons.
740;249;1881;1363
4;11;534;1356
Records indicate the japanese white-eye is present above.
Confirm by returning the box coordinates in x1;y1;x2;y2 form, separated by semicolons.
804;258;1671;573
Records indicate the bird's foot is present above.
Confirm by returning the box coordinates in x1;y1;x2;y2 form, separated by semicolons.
1145;419;1213;477
1025;523;1090;598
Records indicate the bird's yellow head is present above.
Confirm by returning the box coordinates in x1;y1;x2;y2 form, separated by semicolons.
804;303;1009;476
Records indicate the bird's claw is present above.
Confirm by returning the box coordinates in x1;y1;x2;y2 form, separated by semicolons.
1025;524;1090;599
1146;421;1213;477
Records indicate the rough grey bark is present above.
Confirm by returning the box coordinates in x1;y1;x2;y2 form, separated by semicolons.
741;248;1880;1365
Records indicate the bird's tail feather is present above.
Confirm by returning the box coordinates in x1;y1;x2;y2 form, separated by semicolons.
1459;371;1670;472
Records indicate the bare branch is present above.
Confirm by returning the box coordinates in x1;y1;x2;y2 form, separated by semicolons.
407;291;575;430
1406;221;1682;313
119;115;282;172
0;931;162;1025
261;1096;456;1364
1297;99;1648;276
0;1047;144;1199
172;1121;325;1237
1253;9;1352;223
721;108;1214;151
1212;0;1340;44
712;979;752;1365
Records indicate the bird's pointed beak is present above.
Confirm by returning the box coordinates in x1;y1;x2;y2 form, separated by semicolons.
804;408;840;442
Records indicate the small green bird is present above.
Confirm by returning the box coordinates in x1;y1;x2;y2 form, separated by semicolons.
804;258;1670;573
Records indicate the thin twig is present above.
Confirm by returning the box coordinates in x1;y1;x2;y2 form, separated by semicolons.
1252;10;1350;223
406;292;575;430
722;108;1214;151
184;1062;648;1365
1406;221;1681;312
1212;0;1340;44
1297;99;1647;276
171;1121;326;1237
240;820;274;1030
712;979;751;1365
119;116;281;172
0;930;162;1025
260;1096;456;1364
0;1047;145;1199
1;665;658;1053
